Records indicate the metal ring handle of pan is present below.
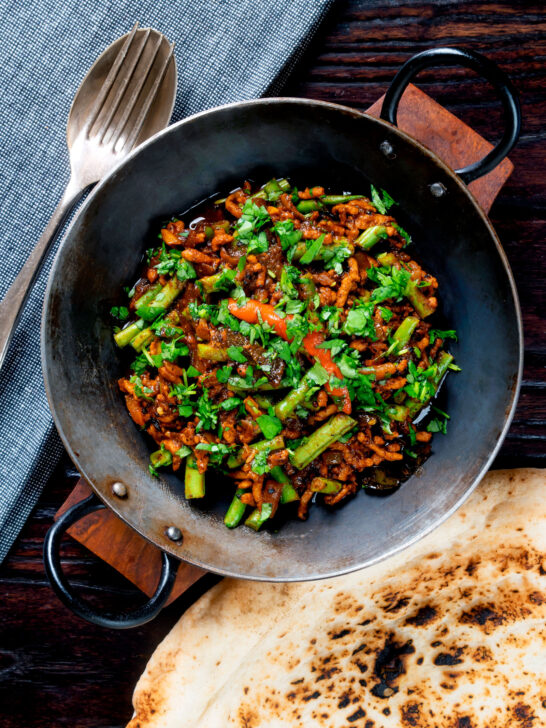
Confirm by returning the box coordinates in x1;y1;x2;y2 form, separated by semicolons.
43;494;180;629
380;47;521;184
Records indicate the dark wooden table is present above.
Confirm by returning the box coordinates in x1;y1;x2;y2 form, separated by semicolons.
1;2;544;726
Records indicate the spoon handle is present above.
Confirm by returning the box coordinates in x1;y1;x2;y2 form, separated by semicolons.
0;179;84;371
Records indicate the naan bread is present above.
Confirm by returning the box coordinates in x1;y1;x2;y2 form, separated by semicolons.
128;469;546;728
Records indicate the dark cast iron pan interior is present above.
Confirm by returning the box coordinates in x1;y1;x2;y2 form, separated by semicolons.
41;49;522;626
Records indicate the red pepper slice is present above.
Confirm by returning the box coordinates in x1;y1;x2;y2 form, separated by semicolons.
302;330;352;414
227;299;351;414
227;299;288;339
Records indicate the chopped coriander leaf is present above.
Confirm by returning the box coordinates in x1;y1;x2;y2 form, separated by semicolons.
279;265;301;298
367;264;411;303
195;390;219;433
339;427;357;443
195;442;235;466
232;285;248;307
251;449;271;476
186;365;201;377
316;337;346;356
131;352;149;375
176;258;197;282
235;200;271;254
273;219;302;259
299;233;325;264
378;306;393;323
427;416;448;434
129;375;154;400
257;414;283;440
404;361;437;402
305;361;330;387
210;268;237;291
227;345;247;363
393;223;411;246
284;299;307;315
110;306;129;320
319;306;342;335
216;365;233;383
247;230;269;255
370;185;396;214
429;328;458;345
336;351;361;379
321;242;352;274
160;338;189;362
343;300;377;339
221;397;242;411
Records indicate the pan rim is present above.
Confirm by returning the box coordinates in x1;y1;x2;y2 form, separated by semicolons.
41;96;524;582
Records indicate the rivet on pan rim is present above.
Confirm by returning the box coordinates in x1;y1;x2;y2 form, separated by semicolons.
166;526;183;542
111;481;128;498
380;140;396;158
430;182;447;197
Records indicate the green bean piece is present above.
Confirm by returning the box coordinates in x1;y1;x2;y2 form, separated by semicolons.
197;343;229;361
245;503;273;531
407;352;454;418
150;448;172;469
373;469;399;488
137;279;182;321
385;404;409;422
275;377;311;421
292;241;354;263
224;489;247;528
227;435;285;469
199;268;236;293
392;316;419;352
184;455;205;499
270;466;300;503
250;178;291;202
280;482;300;504
228;378;277;392
253;394;273;410
133;282;162;307
291;414;356;470
354;226;388;251
376;252;398;267
296;199;322;214
405;279;436;318
244;396;263;419
300;274;316;301
131;326;154;351
310;477;343;494
114;319;145;348
320;194;365;204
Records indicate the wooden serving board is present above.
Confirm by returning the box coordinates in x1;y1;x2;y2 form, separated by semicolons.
55;84;513;604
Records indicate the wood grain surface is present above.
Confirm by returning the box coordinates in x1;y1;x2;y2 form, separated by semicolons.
1;2;544;727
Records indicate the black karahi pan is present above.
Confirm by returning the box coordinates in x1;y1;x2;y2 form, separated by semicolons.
42;48;522;628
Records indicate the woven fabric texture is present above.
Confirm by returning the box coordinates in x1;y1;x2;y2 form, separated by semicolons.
0;0;334;561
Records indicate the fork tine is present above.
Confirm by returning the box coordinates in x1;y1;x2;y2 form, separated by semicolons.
96;28;151;144
120;42;175;152
108;32;164;151
84;22;139;138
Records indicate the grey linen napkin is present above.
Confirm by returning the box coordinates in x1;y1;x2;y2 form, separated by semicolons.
0;0;335;562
